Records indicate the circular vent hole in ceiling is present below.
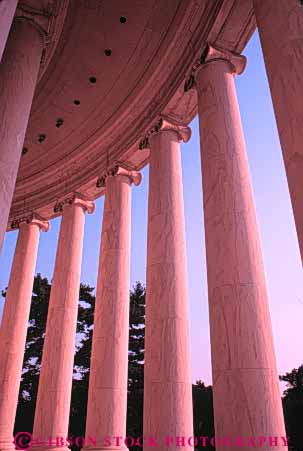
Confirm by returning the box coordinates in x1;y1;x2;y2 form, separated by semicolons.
38;134;46;143
56;118;64;128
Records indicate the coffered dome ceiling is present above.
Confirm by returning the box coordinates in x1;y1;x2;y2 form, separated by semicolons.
10;0;255;222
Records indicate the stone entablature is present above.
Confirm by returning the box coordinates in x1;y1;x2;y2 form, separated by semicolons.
8;0;255;224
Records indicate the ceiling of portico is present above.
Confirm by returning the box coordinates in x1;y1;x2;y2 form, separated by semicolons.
10;0;256;223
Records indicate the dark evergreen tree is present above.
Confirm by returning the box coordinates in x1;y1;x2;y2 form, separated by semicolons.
128;282;145;389
11;276;146;441
280;365;303;451
126;282;145;445
68;284;95;442
14;274;51;433
10;273;291;451
192;381;214;451
12;275;96;435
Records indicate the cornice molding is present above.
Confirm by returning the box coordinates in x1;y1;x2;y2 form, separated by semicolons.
139;117;191;150
96;165;142;189
9;0;256;223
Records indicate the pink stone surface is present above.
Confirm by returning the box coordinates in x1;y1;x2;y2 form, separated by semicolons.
0;0;18;63
85;170;138;450
7;2;256;222
33;199;94;451
253;0;303;265
196;58;286;451
0;2;294;448
0;220;48;451
0;18;43;254
143;128;193;451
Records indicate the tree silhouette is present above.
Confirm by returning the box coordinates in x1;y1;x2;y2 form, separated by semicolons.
13;274;51;433
68;283;96;442
13;274;96;435
127;282;145;445
280;365;303;450
9;274;302;451
11;275;147;441
193;381;215;451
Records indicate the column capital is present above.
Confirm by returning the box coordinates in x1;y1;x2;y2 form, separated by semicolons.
14;3;52;46
96;165;142;188
10;213;49;232
139;117;191;150
54;194;95;215
184;44;247;92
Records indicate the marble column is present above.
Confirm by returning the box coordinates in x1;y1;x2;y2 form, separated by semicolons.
0;216;49;451
85;166;141;451
253;0;303;265
0;0;18;63
195;46;286;450
0;17;45;254
33;196;94;451
142;119;193;451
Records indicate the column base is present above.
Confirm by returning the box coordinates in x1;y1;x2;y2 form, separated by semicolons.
0;436;15;451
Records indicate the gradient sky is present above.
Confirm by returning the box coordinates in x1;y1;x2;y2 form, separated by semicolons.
0;31;302;388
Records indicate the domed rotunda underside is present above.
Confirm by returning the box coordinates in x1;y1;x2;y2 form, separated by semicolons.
1;0;300;447
9;0;255;224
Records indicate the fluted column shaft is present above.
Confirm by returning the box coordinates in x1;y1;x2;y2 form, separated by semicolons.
195;54;286;450
143;124;193;451
0;0;18;62
0;219;48;451
85;167;141;450
0;18;44;254
253;0;303;264
33;198;94;451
